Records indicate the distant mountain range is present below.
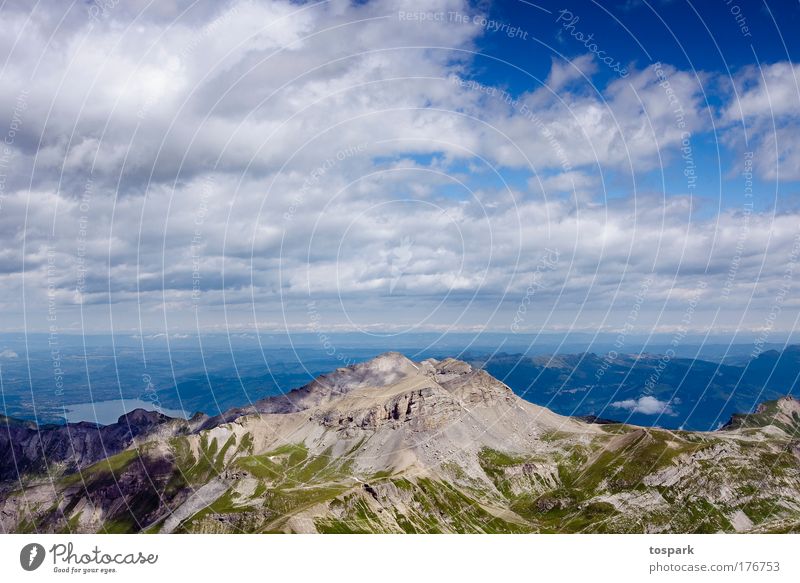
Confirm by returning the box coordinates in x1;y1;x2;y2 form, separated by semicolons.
479;345;800;430
2;353;800;534
3;341;800;431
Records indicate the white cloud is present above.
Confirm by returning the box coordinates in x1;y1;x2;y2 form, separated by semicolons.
545;54;597;91
723;62;800;122
722;62;800;180
611;395;676;416
0;1;798;335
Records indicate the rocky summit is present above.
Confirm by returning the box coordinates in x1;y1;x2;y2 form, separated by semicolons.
2;353;800;533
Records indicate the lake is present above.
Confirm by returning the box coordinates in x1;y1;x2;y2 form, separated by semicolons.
63;399;189;425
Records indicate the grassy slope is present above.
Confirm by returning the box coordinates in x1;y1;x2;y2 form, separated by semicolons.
9;415;800;534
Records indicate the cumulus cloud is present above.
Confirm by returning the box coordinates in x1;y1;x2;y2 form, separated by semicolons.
545;54;598;91
611;396;677;416
0;0;798;336
722;62;800;180
723;62;800;122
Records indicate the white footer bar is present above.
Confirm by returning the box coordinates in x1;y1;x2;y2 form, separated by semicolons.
2;534;798;582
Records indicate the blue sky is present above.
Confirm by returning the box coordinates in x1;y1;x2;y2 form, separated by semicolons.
1;0;800;344
481;1;800;79
454;0;800;210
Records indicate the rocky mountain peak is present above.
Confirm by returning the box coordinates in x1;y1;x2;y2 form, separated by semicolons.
291;351;420;402
116;408;170;427
359;351;419;373
723;395;800;434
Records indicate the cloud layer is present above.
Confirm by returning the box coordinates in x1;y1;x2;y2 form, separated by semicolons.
1;0;799;340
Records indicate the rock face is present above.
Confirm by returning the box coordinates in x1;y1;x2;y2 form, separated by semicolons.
722;395;800;434
2;353;800;534
199;352;424;427
0;409;192;481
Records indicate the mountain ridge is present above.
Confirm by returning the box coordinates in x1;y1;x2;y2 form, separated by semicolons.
2;353;800;534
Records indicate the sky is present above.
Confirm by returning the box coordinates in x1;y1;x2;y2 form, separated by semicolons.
1;0;800;346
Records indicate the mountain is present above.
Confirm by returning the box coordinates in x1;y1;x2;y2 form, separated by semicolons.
1;353;800;533
0;409;199;481
5;342;800;431
723;396;800;434
478;348;800;430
